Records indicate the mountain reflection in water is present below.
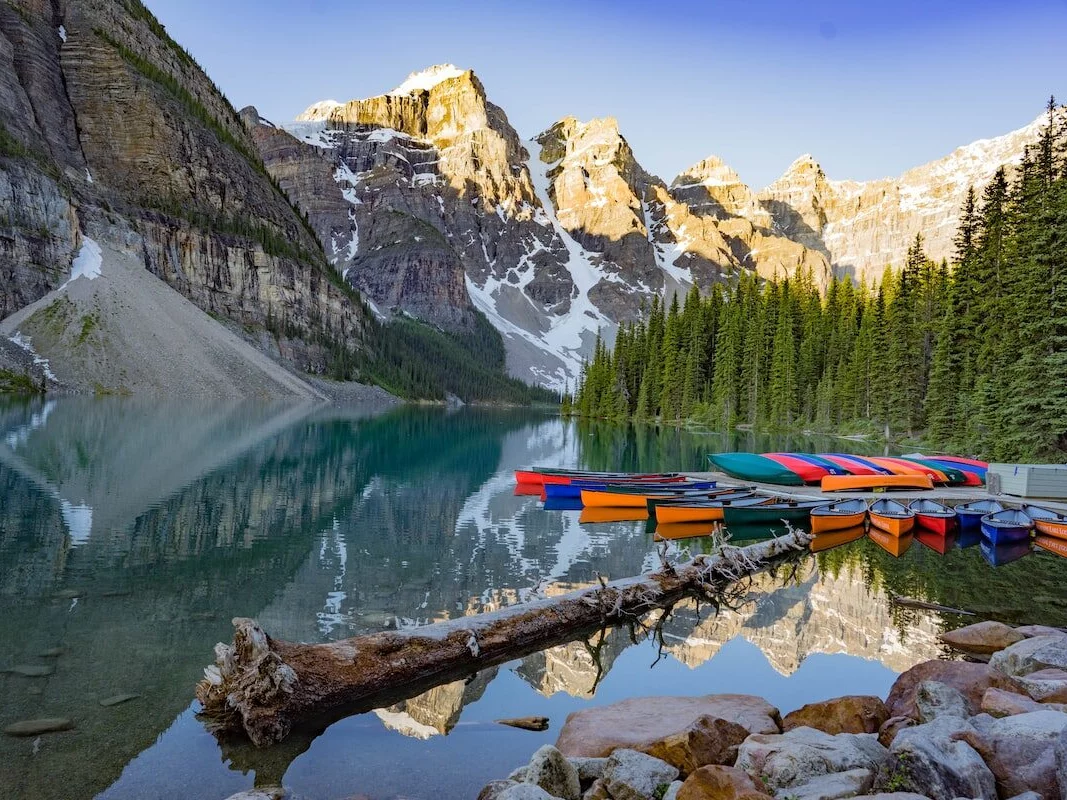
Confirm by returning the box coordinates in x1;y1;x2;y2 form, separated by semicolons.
2;399;1067;800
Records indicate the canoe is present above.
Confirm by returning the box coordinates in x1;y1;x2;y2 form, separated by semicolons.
654;522;719;541
581;486;730;508
820;474;934;492
824;454;895;475
818;454;885;476
955;500;1005;531
647;488;757;513
762;454;832;483
542;497;584;512
1020;505;1067;540
810;499;869;533
916;527;956;554
868;499;916;536
515;468;681;485
542;472;684;486
1035;535;1067;559
544;479;715;500
722;500;831;526
654;495;770;524
926;455;989;471
980;539;1031;567
578;507;648;524
908;499;958;535
980;509;1033;546
868;528;914;557
869;457;948;483
915;458;984;486
707;453;804;486
787;454;852;475
896;457;968;485
810;526;866;553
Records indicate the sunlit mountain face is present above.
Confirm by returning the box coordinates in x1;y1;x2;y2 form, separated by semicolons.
3;399;1067;799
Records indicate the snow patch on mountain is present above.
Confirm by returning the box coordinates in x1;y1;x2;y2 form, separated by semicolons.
389;64;466;96
295;99;342;122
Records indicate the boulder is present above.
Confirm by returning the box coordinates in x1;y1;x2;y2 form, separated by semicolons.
676;765;773;800
938;621;1025;654
981;687;1051;717
1055;726;1067;800
509;767;529;782
884;660;1016;719
875;716;995;800
663;780;684;800
498;786;556;800
774;768;874;800
2;718;74;736
525;745;580;800
1016;625;1067;639
602;749;679;800
877;717;915;749
222;790;286;800
479;781;516;800
855;795;932;800
735;727;887;792
990;635;1067;677
568;757;607;786
581;779;610;800
914;682;968;723
1013;668;1067;703
782;696;889;735
557;696;779;774
1004;792;1043;800
966;709;1067;799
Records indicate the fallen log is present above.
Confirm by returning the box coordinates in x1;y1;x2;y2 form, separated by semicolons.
196;530;812;746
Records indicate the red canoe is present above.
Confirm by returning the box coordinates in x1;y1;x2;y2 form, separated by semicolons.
761;454;826;483
818;455;883;476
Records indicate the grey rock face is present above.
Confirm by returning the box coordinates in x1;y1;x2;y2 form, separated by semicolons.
498;785;556;800
775;767;875;800
991;635;1067;677
735;727;888;791
967;709;1067;799
602;749;680;800
915;682;969;723
876;716;996;800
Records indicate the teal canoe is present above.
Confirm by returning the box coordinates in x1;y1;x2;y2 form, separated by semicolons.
707;453;805;486
722;500;831;526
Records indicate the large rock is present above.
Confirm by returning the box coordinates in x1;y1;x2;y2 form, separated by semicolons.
782;696;889;735
525;745;580;800
568;758;607;786
602;749;679;800
1013;668;1067;703
982;687;1052;717
735;727;887;792
1016;625;1067;639
938;621;1025;654
1055;726;1067;800
557;695;780;774
875;716;995;800
966;710;1067;799
775;768;874;800
914;682;968;723
498;786;556;800
877;717;915;749
676;765;773;800
855;795;932;800
990;635;1067;677
884;660;1016;719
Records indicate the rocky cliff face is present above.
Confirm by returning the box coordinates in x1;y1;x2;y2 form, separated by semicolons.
0;0;369;388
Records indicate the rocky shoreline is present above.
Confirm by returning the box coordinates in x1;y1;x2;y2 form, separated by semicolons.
479;620;1067;800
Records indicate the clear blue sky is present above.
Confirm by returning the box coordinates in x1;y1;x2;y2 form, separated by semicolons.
145;0;1066;189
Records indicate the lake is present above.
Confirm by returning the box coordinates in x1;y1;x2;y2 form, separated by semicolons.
2;399;1067;800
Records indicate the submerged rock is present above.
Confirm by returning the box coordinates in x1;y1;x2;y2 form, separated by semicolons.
676;765;772;800
602;749;679;800
782;696;889;735
3;718;73;736
938;621;1025;654
5;664;54;677
37;648;64;658
99;693;141;707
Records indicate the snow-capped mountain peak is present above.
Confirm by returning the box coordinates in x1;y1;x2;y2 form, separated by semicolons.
389;64;467;96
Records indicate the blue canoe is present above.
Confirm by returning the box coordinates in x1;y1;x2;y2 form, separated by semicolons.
980;509;1033;546
544;480;716;500
956;500;1005;531
825;454;895;475
785;453;849;476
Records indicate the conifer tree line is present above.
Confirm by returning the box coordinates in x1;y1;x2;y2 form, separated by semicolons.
565;100;1067;461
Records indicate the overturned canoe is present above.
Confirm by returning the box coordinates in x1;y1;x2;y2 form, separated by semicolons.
908;499;958;535
896;458;968;485
818;454;886;476
868;457;946;482
820;474;934;492
810;498;868;533
762;454;833;483
707;453;804;486
869;498;916;536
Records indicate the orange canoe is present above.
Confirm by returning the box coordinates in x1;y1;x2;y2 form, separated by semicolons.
1035;535;1067;558
810;526;866;552
869;528;914;557
653;496;769;524
820;474;934;492
868;499;916;536
580;488;701;508
810;499;868;533
1021;505;1067;541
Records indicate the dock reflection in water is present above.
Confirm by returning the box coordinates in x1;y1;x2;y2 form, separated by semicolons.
3;401;1067;800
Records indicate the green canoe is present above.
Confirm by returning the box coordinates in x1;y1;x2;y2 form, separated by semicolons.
721;500;831;526
707;453;804;486
895;457;967;485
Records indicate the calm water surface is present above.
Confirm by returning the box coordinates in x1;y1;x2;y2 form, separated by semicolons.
3;399;1067;800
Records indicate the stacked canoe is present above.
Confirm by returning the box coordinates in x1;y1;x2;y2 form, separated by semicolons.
706;452;987;491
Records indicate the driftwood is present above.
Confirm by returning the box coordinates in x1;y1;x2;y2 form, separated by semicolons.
196;530;812;746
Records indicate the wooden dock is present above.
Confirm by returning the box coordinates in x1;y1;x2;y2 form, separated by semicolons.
685;471;1067;514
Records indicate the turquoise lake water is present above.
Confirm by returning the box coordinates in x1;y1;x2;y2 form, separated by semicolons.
2;399;1067;800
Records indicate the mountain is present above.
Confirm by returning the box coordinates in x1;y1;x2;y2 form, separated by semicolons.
265;65;1052;390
